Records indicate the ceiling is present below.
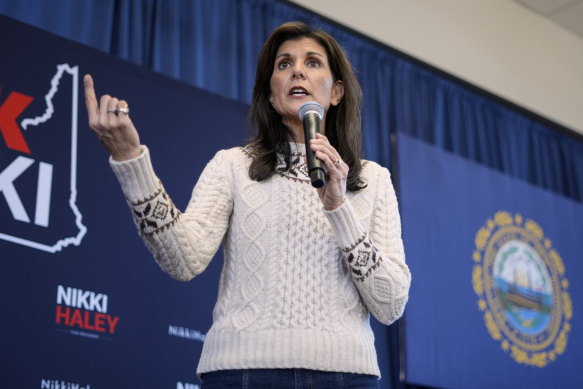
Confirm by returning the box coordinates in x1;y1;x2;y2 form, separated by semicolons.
514;0;583;38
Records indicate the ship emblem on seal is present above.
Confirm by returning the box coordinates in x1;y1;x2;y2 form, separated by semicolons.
472;211;572;367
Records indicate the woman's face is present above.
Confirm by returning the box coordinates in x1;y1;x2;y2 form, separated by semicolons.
269;37;344;134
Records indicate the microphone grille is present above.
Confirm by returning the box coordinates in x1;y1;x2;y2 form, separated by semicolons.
298;101;324;121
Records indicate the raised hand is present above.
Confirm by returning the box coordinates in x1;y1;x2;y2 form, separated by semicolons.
83;74;141;161
309;133;348;210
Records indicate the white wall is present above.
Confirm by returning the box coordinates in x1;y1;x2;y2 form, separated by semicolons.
289;0;583;135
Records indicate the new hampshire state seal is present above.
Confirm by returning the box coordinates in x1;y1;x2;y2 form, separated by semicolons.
472;211;572;367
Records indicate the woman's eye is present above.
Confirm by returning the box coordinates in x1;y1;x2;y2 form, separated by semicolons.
307;59;321;68
278;60;291;70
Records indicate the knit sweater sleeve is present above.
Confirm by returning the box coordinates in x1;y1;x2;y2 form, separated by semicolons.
109;146;233;281
324;166;411;325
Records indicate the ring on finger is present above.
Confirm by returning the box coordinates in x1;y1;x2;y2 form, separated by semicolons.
107;109;119;115
118;106;130;115
334;158;342;168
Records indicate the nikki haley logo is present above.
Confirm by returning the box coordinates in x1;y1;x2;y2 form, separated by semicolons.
0;64;86;253
55;285;120;339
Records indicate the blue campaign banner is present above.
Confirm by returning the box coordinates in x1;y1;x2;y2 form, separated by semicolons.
0;15;395;388
396;134;582;389
0;15;249;388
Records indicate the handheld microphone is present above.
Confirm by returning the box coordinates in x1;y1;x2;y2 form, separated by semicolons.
298;101;326;188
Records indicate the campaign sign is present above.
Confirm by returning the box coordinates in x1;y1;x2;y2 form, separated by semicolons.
0;15;248;388
0;64;86;252
396;134;582;389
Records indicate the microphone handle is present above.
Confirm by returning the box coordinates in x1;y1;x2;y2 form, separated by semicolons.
303;114;326;188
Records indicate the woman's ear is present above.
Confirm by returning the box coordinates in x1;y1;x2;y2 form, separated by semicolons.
330;80;344;106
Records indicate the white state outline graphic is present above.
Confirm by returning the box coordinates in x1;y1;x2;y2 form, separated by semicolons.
0;64;87;253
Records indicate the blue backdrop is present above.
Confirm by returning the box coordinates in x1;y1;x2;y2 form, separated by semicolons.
397;134;582;389
1;1;583;388
0;15;248;388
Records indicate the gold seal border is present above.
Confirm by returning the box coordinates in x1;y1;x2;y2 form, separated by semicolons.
472;211;572;367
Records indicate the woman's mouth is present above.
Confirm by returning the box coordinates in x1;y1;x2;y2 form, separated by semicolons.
289;87;309;97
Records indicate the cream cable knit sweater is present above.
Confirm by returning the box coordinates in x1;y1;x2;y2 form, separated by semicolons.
110;142;410;377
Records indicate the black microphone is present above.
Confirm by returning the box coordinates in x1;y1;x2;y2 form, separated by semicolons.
298;101;326;188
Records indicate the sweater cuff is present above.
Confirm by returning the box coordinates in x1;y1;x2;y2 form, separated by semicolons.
109;145;161;201
324;199;367;251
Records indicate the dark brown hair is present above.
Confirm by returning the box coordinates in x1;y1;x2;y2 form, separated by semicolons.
247;21;366;191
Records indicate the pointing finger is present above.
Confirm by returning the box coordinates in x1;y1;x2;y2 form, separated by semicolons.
84;74;100;123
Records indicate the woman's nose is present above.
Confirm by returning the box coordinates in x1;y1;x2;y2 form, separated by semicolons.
292;66;306;79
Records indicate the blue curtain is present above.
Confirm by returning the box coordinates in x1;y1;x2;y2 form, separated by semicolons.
2;1;582;388
1;0;581;201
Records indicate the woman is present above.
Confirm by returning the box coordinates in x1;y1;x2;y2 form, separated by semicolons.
84;21;411;389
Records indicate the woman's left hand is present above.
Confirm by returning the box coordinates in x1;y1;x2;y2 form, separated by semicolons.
310;133;348;210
